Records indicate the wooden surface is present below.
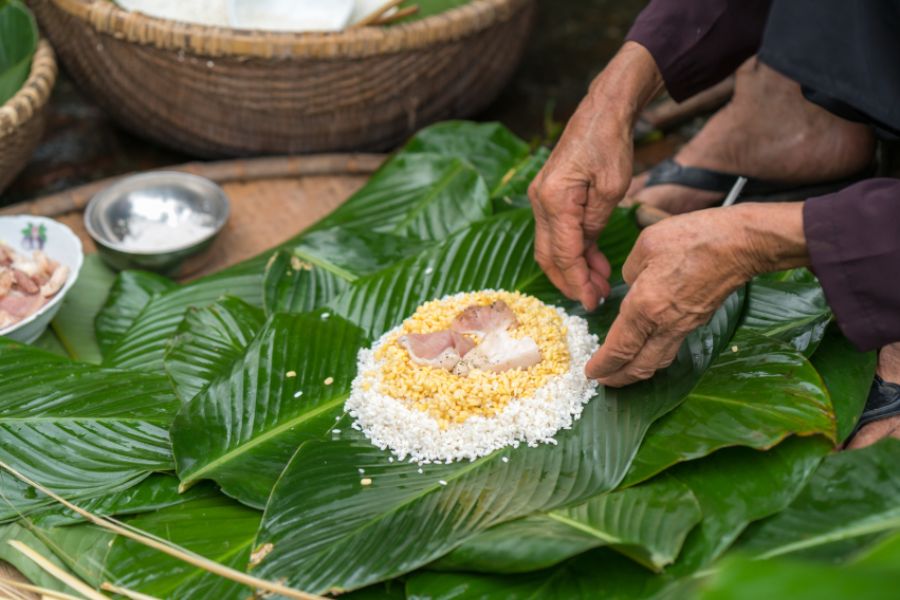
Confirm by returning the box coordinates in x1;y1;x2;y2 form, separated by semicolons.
0;154;385;280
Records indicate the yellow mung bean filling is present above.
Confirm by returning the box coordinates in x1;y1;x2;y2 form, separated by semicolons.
371;291;570;427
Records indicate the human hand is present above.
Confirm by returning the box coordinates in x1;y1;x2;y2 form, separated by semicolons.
530;42;663;311
586;203;809;387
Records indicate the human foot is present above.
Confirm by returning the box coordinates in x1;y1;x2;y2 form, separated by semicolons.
846;343;900;450
628;59;876;214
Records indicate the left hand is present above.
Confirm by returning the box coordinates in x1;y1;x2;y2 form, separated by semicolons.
585;203;809;387
846;416;900;449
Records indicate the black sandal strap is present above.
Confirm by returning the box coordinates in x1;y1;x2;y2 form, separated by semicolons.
644;159;741;193
644;159;878;200
853;375;900;433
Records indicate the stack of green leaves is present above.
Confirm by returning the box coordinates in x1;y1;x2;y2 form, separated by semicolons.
0;0;37;105
0;121;897;599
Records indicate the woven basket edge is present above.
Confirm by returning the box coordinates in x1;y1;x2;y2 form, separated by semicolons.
50;0;534;59
0;39;57;139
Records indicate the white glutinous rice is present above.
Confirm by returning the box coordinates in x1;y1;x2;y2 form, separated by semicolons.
345;291;600;463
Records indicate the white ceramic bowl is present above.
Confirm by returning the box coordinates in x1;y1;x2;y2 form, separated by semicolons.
0;216;84;344
228;0;354;31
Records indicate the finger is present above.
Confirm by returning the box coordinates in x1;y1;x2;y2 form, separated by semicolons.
595;331;683;387
586;244;612;280
585;297;654;379
531;191;569;292
621;232;651;286
547;210;600;310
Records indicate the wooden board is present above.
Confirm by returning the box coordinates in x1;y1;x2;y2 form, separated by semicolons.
0;154;386;281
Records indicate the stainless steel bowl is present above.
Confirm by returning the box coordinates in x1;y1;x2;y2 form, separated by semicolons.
84;171;230;276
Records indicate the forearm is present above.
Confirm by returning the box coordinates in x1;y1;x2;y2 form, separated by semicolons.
626;0;772;101
585;41;665;126
734;202;810;276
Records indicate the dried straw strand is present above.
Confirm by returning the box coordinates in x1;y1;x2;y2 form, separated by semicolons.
99;582;160;600
0;462;325;600
7;542;107;600
0;575;83;600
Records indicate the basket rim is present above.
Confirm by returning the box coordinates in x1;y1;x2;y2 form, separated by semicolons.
50;0;533;59
0;39;57;139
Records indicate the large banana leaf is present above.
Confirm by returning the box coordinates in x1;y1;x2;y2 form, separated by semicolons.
164;297;265;403
740;269;831;355
95;270;177;356
0;340;178;520
171;312;367;507
327;210;542;338
666;436;831;576
49;254;117;363
253;285;742;592
36;495;261;600
310;154;491;241
622;332;834;486
0;0;37;104
809;325;876;442
437;475;702;574
399;121;532;191
263;228;432;315
406;549;670;600
29;474;216;527
736;438;900;561
0;521;79;595
102;260;266;372
696;554;900;600
492;147;550;201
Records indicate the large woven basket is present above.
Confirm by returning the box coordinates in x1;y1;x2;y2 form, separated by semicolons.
0;40;57;196
29;0;535;157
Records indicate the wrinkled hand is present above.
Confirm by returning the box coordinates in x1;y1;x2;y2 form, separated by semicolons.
586;206;769;387
529;102;631;311
529;42;663;312
846;416;900;449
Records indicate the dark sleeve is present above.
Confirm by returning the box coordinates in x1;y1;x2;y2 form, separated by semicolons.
804;179;900;351
625;0;772;101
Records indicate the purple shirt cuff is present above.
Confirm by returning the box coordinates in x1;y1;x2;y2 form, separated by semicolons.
804;179;900;351
626;0;771;101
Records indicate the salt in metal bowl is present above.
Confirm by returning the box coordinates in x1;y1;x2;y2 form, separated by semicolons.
84;171;230;276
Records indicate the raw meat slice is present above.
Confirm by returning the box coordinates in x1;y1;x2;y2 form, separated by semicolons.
399;330;475;371
40;265;69;297
454;330;542;375
451;300;519;336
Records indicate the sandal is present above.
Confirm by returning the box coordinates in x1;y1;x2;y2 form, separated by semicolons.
851;375;900;437
643;158;877;204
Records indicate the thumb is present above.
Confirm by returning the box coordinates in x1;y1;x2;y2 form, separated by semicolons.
621;236;649;286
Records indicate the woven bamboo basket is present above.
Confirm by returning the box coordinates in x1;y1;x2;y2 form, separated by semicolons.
0;40;57;196
28;0;535;157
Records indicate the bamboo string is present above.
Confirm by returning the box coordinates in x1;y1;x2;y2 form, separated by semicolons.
99;582;159;600
7;542;107;600
0;462;326;600
0;576;83;600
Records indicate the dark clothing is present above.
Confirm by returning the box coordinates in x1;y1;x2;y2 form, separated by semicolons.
626;0;900;351
760;1;900;139
625;0;772;103
805;181;900;351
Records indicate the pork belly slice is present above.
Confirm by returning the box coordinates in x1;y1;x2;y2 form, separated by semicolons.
0;292;46;321
11;269;39;295
399;330;476;371
451;300;519;337
0;268;12;297
454;330;542;375
41;265;69;297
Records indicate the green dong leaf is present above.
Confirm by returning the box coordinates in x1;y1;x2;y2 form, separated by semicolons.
171;312;367;508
